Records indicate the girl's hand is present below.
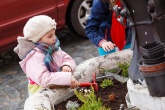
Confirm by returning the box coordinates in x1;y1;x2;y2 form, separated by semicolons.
101;41;116;52
70;76;79;89
61;65;72;72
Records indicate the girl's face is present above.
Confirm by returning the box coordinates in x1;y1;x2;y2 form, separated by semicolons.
38;29;56;45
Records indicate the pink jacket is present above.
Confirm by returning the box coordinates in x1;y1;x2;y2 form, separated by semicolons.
19;47;76;87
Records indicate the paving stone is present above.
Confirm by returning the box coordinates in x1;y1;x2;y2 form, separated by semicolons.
15;76;27;82
83;54;96;60
17;104;24;110
0;90;4;95
20;92;28;100
3;76;14;85
4;86;20;99
74;57;85;65
0;83;6;90
8;79;20;87
5;70;17;75
0;73;9;80
0;78;3;83
16;81;28;92
8;98;20;110
16;69;25;76
0;92;9;109
3;75;14;85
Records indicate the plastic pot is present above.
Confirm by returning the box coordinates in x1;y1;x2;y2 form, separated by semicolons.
138;59;165;97
142;55;165;65
140;69;165;97
141;48;165;59
141;45;165;54
140;41;165;59
138;60;165;72
140;41;165;53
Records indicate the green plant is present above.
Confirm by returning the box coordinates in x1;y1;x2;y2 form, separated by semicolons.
100;79;114;88
66;100;79;110
74;87;110;110
106;62;130;77
106;67;119;73
99;67;118;74
117;62;130;77
99;61;130;77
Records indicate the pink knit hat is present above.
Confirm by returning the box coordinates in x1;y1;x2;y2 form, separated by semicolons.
23;15;57;42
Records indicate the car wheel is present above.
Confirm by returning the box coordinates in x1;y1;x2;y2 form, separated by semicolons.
68;0;93;38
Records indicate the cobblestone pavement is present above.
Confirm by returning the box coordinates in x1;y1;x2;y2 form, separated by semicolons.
0;28;99;110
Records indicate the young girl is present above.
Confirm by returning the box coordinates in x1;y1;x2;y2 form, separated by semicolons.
14;15;79;110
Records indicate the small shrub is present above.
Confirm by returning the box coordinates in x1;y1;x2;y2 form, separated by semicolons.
117;62;130;77
100;79;114;88
103;61;130;77
107;68;119;73
74;87;110;110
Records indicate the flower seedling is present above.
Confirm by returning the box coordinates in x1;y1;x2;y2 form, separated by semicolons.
74;86;110;110
100;79;114;88
66;100;79;110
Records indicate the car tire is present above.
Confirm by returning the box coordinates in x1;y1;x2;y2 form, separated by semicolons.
67;0;93;38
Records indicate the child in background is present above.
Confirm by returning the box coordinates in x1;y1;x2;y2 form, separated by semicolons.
85;0;132;56
14;15;79;109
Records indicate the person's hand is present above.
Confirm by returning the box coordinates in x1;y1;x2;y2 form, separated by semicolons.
101;41;116;52
70;76;79;89
61;65;72;72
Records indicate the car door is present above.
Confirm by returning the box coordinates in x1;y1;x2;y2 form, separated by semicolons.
0;0;57;52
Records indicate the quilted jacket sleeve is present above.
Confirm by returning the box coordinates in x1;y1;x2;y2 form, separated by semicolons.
85;0;112;46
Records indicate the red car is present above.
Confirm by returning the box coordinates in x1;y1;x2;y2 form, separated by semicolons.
0;0;93;53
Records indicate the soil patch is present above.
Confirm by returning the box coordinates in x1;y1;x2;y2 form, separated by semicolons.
55;79;127;110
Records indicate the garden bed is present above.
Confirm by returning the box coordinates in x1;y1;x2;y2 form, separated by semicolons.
55;50;132;110
55;78;127;110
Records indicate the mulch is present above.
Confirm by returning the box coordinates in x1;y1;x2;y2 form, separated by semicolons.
55;79;127;110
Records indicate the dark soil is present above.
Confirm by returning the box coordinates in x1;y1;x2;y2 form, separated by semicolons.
55;79;127;110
